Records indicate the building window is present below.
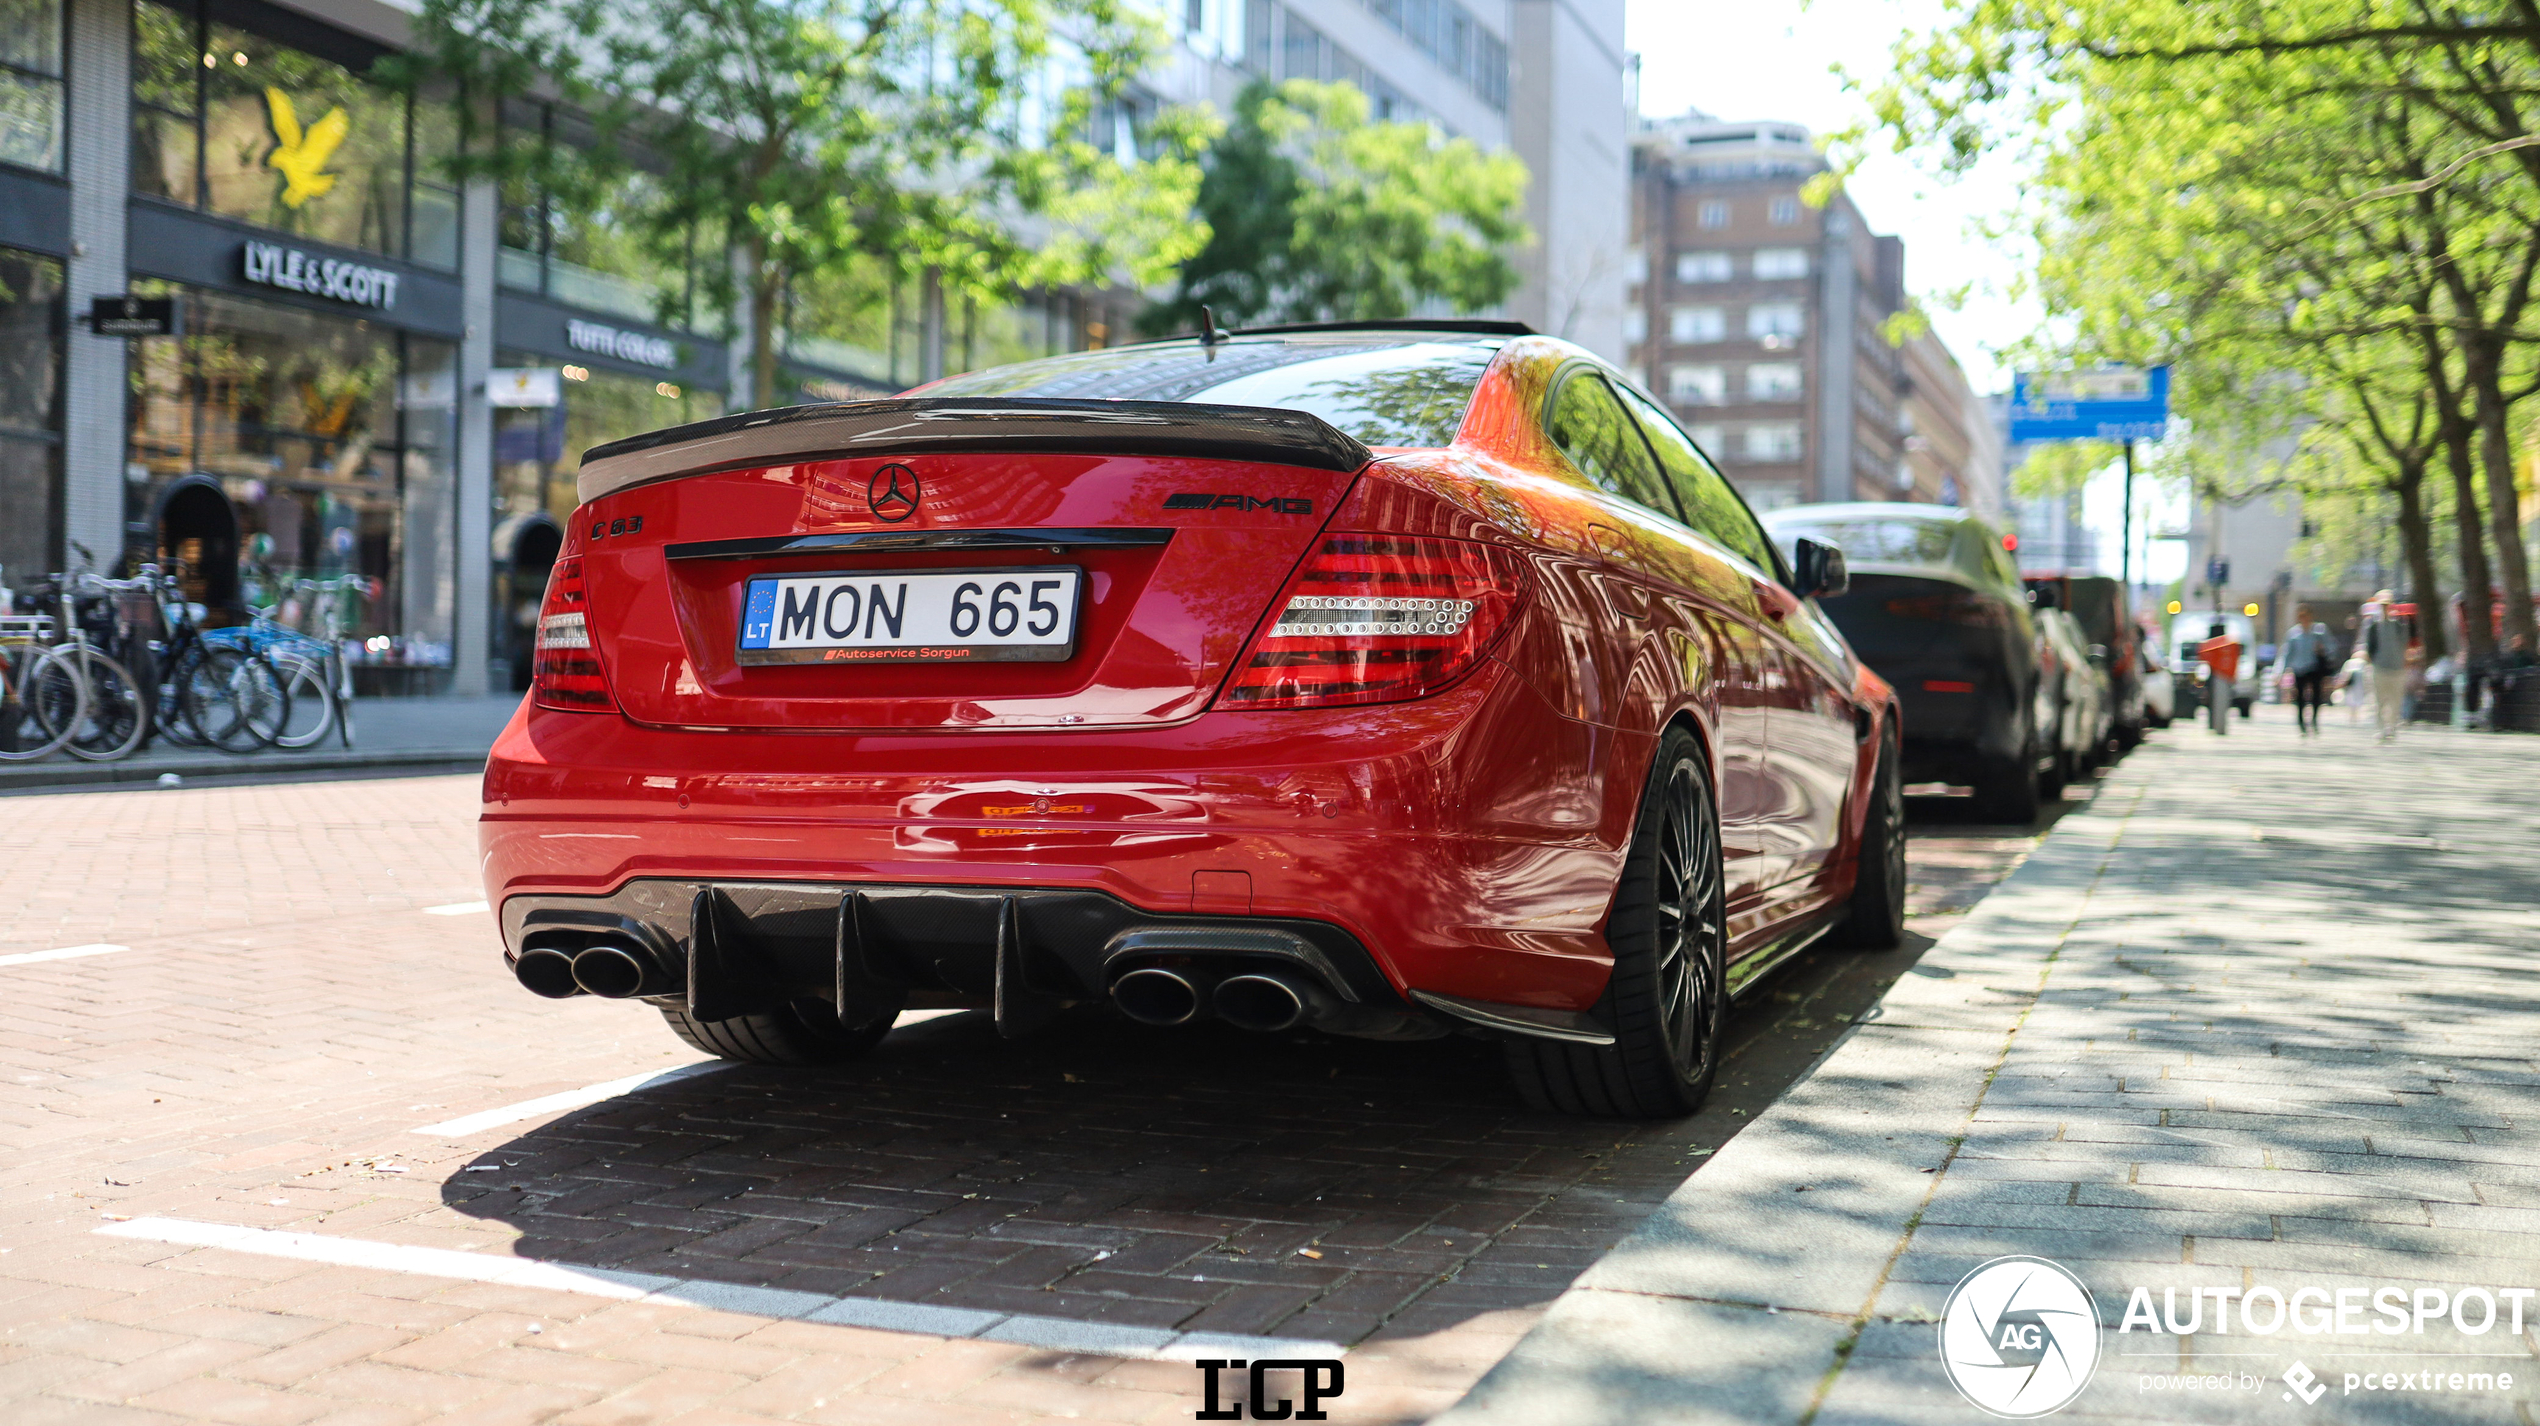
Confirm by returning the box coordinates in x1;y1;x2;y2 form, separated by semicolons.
1753;247;1810;279
1626;247;1647;286
1668;364;1726;404
1622;308;1647;344
1687;423;1724;455
1697;200;1730;229
498;99;712;330
1675;251;1731;283
1668;306;1725;343
0;245;63;597
130;0;459;268
1356;0;1508;112
0;0;65;172
1747;361;1803;399
1770;195;1802;225
1744;423;1803;461
1748;303;1805;340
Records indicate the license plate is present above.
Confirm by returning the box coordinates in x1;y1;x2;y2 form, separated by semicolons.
736;567;1083;665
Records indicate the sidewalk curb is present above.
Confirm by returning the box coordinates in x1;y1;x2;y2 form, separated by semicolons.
0;747;490;793
1429;769;2153;1426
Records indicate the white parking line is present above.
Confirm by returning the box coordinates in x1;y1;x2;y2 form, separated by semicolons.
95;1217;1344;1362
411;1062;732;1138
423;901;490;916
0;943;129;969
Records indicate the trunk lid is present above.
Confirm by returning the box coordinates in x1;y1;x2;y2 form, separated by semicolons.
573;402;1368;731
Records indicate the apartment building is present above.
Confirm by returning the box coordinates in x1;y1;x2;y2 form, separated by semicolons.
1626;111;1987;513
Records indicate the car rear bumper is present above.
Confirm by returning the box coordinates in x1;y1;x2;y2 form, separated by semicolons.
479;659;1639;1021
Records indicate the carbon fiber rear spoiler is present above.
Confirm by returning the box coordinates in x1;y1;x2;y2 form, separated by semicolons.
576;397;1373;505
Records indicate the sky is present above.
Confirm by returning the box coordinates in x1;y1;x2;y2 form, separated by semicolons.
1622;0;2039;395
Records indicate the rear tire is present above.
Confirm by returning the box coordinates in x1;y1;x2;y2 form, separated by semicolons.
657;996;899;1067
1830;734;1905;949
1503;728;1725;1119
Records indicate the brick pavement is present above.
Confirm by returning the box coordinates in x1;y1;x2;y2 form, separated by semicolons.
1;752;2064;1424
1441;713;2540;1425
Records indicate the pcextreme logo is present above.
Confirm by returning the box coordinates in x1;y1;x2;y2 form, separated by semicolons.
264;87;349;208
1938;1256;2102;1418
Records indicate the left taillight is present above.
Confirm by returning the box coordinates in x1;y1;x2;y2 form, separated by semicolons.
1216;534;1529;710
531;556;615;712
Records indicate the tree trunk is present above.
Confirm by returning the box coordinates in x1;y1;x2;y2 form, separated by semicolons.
752;253;782;415
2462;347;2539;649
2391;456;2446;663
2441;416;2500;666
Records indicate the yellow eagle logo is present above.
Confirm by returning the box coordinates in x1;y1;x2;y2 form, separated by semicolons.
264;87;349;209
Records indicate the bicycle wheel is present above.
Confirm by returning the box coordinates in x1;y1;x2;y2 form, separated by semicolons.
270;652;336;749
182;648;291;754
58;647;148;761
0;645;83;762
152;646;209;749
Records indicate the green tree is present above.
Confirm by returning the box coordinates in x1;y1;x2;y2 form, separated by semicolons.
404;0;1208;404
1855;0;2540;654
1142;80;1530;334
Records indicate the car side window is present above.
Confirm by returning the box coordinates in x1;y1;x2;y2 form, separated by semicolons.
1547;370;1679;519
1613;383;1778;573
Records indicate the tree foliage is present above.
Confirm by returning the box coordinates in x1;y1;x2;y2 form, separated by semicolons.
1142;80;1530;335
401;0;1209;403
1853;0;2540;657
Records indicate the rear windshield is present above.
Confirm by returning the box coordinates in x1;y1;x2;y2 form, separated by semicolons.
922;338;1500;448
1771;518;1959;568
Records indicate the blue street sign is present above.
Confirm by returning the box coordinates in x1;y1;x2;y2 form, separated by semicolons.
2008;366;2171;443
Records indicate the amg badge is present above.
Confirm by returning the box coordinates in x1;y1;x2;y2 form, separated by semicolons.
1164;493;1313;514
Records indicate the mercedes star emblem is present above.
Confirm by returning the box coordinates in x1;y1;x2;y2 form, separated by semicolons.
867;463;921;523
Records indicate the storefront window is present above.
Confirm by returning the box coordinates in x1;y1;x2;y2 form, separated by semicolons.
126;284;456;680
486;356;717;686
0;246;64;593
0;0;64;172
496;99;712;330
131;0;459;269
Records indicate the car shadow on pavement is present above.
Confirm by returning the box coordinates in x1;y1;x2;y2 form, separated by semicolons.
437;918;1947;1351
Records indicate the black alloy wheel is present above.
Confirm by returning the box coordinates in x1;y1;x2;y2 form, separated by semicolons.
1504;727;1726;1119
1830;732;1906;948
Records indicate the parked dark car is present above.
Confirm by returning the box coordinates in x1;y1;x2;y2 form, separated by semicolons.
1760;503;2046;821
2025;573;2144;745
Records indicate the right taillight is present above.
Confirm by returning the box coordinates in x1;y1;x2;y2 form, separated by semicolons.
1217;534;1529;710
531;556;615;712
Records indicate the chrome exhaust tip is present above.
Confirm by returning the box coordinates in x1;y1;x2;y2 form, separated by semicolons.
514;947;583;999
1215;973;1308;1033
1112;967;1204;1025
570;944;653;999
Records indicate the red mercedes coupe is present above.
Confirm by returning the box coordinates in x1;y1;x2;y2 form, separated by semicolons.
479;322;1902;1119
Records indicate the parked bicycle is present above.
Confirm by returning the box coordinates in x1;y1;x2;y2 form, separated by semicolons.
132;567;291;755
0;609;86;763
207;575;365;750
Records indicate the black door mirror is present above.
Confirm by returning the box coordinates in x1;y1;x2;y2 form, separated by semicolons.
1793;537;1848;599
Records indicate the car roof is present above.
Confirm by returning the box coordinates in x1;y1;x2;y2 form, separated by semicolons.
1759;502;1977;525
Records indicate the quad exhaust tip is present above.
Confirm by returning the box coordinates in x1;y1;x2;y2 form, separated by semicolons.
1112;967;1204;1026
513;947;582;999
570;944;652;999
1215;973;1308;1033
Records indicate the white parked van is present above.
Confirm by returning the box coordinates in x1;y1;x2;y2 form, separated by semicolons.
2171;611;2261;716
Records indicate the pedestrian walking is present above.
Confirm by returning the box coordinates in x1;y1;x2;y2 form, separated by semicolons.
2281;605;2336;736
2197;621;2240;734
2341;616;2369;724
2362;591;2409;742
